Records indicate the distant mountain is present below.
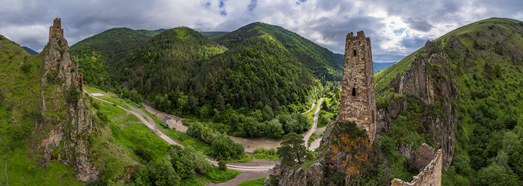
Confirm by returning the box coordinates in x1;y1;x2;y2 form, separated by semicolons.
373;62;395;74
215;22;343;81
136;29;164;37
21;46;38;55
201;31;229;39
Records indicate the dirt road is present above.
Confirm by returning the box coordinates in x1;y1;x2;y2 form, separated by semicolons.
304;98;324;149
85;91;275;173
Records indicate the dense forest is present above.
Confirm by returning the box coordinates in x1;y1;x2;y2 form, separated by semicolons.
72;23;343;138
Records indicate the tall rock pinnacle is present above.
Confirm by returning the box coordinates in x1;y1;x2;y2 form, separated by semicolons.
37;18;98;182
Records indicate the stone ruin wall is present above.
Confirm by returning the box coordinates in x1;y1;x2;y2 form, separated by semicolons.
337;31;377;143
49;18;64;39
391;149;443;186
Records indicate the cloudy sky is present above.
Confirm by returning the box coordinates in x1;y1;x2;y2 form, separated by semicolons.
1;0;522;62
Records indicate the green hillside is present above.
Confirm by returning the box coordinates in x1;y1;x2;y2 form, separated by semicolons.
0;31;238;185
118;27;227;94
71;28;154;87
201;31;229;39
117;26;317;138
216;22;343;81
0;35;83;185
374;18;523;185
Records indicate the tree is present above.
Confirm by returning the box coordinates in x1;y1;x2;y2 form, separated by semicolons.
277;133;307;166
147;157;180;186
266;119;284;138
215;93;225;111
131;167;151;186
475;163;520;186
218;160;227;171
211;135;244;160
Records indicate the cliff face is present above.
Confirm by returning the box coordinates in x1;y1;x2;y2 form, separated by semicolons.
377;41;457;167
268;121;372;185
35;18;99;182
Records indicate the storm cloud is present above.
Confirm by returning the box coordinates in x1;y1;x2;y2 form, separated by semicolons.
1;0;522;62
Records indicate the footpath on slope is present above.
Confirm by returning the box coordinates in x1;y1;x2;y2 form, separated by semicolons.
302;100;316;114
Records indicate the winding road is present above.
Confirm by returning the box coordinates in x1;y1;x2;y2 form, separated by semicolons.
85;91;274;172
304;98;324;149
86;90;326;185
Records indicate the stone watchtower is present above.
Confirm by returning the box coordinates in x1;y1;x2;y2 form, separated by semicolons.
338;31;377;144
49;18;64;39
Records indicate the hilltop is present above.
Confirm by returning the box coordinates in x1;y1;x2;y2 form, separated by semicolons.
216;22;343;81
70;27;157;87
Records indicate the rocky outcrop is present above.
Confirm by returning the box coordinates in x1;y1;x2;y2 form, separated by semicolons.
267;121;371;185
377;41;457;168
35;18;99;182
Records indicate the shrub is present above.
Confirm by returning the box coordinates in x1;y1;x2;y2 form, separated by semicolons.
67;89;81;104
218;161;227;171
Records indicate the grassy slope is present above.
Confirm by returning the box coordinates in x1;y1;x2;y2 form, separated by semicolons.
0;35;83;185
374;18;523;184
238;177;265;186
85;86;240;184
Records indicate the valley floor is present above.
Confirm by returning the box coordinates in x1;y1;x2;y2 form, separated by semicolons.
84;86;326;185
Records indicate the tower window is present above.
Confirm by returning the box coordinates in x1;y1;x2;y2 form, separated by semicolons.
353;50;357;56
352;88;356;96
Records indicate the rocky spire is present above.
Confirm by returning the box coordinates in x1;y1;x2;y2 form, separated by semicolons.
37;18;98;182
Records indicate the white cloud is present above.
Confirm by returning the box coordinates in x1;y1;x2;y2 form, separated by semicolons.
0;0;522;61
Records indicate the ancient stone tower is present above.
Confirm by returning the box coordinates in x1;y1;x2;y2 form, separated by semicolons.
338;31;377;143
49;18;64;39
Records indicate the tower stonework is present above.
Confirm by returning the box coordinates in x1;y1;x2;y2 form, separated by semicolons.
338;31;377;143
49;18;64;39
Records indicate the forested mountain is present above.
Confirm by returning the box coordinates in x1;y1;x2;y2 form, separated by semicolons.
117;27;227;96
201;31;229;39
116;26;318;138
216;22;343;81
374;17;523;185
70;22;343;138
21;46;38;55
71;27;155;87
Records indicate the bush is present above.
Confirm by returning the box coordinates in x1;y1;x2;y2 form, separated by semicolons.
96;111;109;122
187;122;245;160
67;89;81;104
210;135;244;160
21;63;32;74
147;157;180;186
218;161;227;171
